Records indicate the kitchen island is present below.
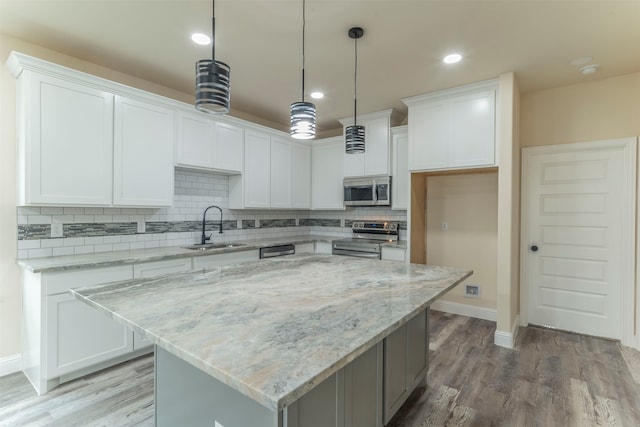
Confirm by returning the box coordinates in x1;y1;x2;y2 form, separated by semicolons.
70;254;471;427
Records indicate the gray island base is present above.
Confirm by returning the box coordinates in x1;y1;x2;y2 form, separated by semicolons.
70;254;472;427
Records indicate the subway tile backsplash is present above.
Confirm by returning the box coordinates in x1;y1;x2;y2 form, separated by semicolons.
16;169;406;258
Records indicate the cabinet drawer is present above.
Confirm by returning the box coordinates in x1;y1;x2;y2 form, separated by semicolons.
134;258;192;278
381;247;406;262
44;265;133;295
192;250;260;270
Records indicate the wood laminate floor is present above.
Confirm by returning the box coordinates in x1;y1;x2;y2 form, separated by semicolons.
1;311;639;426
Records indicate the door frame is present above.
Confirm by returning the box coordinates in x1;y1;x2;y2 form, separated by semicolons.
520;137;637;348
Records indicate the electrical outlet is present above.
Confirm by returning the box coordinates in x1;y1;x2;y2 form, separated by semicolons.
137;220;146;233
442;222;448;231
51;223;63;238
464;284;480;298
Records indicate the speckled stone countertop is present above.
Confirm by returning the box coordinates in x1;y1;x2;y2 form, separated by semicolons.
17;235;407;273
70;254;471;412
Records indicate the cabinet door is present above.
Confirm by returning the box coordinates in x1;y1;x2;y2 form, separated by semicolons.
383;323;409;424
46;293;133;378
343;146;365;178
344;342;383;427
270;137;292;208
291;143;311;208
408;309;428;389
176;111;215;169
312;139;344;210
364;117;390;176
286;373;342;427
214;122;244;173
408;100;448;171
449;90;496;168
243;131;271;208
391;129;409;210
113;96;175;207
24;73;113;205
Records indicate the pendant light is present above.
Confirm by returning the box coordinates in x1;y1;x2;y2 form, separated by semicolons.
290;0;316;139
195;0;231;114
345;27;365;154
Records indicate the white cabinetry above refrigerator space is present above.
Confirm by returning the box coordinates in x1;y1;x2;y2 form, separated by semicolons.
8;51;175;207
176;109;244;174
403;79;497;172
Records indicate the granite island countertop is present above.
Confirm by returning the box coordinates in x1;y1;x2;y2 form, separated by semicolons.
70;253;471;412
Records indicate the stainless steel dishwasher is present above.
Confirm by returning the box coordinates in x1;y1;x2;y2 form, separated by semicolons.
259;244;296;259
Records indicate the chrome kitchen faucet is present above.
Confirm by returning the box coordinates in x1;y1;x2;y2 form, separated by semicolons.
201;205;223;245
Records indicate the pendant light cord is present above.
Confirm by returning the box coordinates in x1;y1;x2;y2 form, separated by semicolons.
353;34;358;127
211;0;216;60
301;0;306;103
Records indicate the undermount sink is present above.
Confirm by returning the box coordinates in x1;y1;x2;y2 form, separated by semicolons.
183;243;247;251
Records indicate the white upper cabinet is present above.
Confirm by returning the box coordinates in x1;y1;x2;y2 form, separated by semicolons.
8;51;176;207
176;110;243;174
176;111;216;169
403;79;497;172
240;130;271;208
391;126;408;210
269;136;292;208
339;109;400;178
229;129;310;210
113;96;174;207
214;122;244;173
311;137;344;210
15;71;114;206
291;142;311;209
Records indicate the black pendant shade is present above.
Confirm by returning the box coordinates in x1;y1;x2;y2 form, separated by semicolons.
345;26;364;154
195;0;230;114
290;0;316;139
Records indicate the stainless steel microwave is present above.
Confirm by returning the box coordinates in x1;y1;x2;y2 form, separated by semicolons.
343;176;391;206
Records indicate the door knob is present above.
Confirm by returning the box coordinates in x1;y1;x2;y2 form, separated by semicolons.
530;245;538;252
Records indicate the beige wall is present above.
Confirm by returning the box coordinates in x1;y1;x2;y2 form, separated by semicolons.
521;72;640;148
426;173;498;309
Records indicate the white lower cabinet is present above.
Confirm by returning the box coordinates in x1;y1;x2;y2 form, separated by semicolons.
20;258;199;395
46;293;133;379
383;309;428;424
314;241;333;254
381;246;407;262
295;243;315;254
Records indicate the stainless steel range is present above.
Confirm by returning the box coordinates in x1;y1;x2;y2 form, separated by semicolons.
332;221;399;259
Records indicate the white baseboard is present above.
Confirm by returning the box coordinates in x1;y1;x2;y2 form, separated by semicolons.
494;314;520;349
0;354;21;378
430;300;497;322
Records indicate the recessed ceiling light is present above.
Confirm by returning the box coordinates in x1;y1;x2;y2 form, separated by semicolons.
580;64;599;75
570;56;593;66
191;33;211;45
310;92;324;99
443;53;462;64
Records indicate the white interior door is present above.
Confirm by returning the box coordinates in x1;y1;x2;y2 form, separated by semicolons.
522;138;636;340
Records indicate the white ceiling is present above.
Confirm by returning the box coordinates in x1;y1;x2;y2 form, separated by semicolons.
2;0;640;134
